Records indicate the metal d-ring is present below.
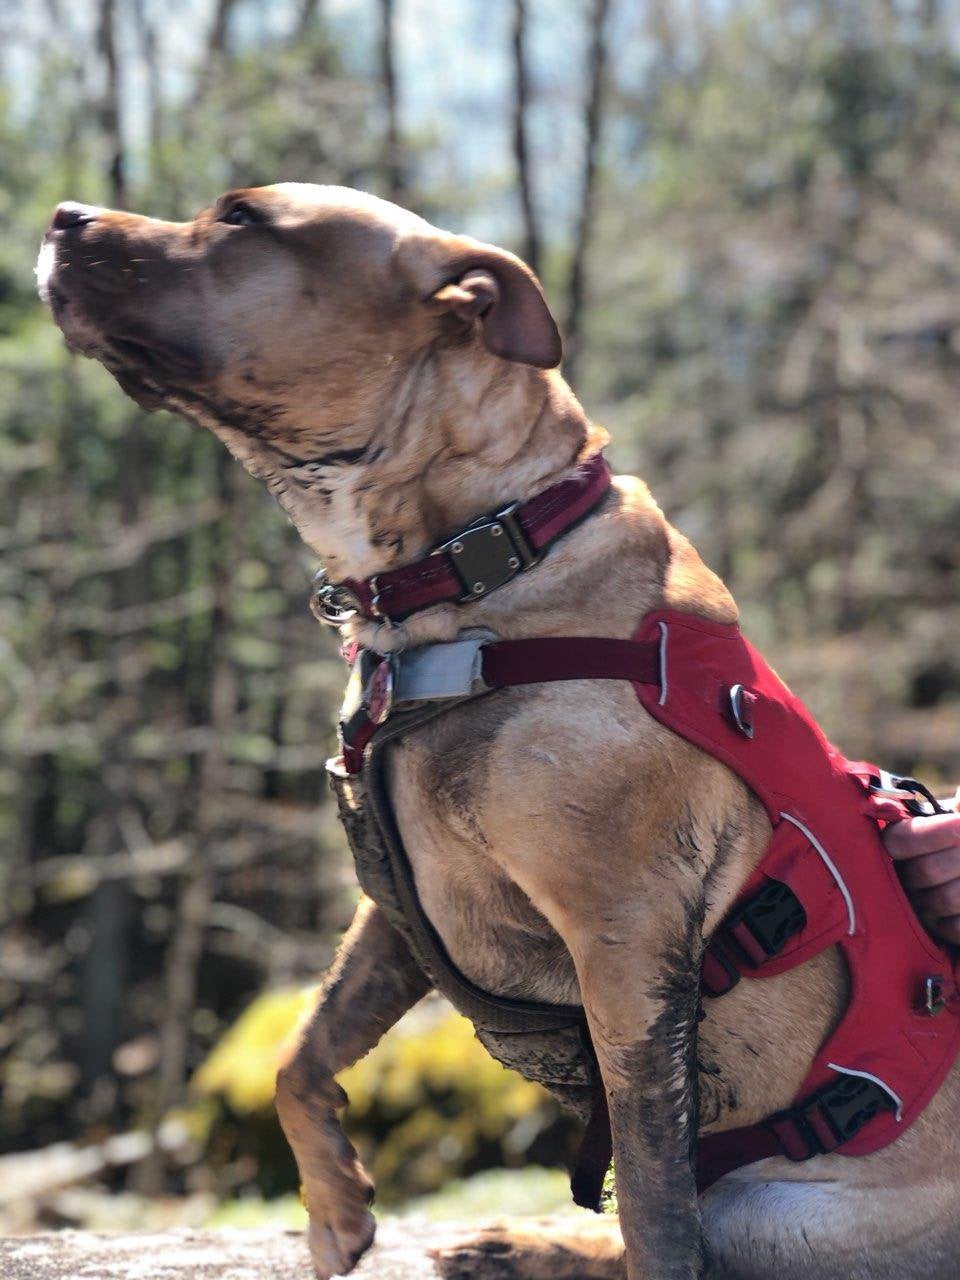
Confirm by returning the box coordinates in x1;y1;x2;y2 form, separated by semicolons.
309;568;362;627
728;683;755;739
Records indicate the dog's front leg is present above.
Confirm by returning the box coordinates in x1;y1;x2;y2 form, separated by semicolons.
433;884;704;1280
575;912;704;1280
275;895;431;1280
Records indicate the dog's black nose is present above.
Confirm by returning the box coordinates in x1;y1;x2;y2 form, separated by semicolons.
52;202;97;231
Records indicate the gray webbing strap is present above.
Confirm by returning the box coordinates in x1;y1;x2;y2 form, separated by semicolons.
393;632;491;703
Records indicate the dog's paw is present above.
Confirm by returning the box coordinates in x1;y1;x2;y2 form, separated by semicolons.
307;1205;376;1280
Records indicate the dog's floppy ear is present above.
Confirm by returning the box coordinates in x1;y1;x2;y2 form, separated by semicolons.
402;233;562;369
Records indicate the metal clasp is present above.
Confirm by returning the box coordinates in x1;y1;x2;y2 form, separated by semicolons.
441;505;539;602
922;975;946;1017
494;502;539;570
363;654;396;725
728;683;756;739
870;770;946;817
310;567;362;626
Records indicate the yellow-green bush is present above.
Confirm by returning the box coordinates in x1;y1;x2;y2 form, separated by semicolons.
190;989;576;1205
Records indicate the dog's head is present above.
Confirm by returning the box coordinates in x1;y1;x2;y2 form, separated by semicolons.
39;184;559;426
37;184;565;565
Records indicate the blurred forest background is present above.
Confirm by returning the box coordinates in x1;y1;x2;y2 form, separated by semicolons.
3;0;960;1234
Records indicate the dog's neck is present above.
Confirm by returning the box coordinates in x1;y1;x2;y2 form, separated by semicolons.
260;340;602;583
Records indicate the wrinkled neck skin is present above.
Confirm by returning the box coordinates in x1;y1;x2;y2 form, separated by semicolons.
190;333;609;651
283;339;593;579
181;330;733;654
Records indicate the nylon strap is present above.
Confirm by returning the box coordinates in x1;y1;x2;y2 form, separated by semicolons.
571;1085;613;1211
339;453;613;622
482;636;661;690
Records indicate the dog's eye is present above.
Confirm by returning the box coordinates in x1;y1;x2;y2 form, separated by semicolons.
219;203;263;227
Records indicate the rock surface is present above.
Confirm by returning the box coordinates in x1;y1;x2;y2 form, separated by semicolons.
0;1223;454;1280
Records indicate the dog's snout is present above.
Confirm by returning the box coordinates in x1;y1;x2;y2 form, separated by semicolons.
51;202;98;232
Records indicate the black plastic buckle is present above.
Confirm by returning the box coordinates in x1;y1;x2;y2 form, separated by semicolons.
892;775;947;817
811;1073;896;1147
701;944;742;998
723;879;806;967
772;1073;896;1162
441;503;539;601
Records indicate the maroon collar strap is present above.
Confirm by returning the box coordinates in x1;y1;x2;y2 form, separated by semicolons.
312;452;612;625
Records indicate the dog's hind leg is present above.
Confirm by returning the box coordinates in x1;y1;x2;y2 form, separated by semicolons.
701;1163;960;1280
275;896;431;1280
432;1216;626;1280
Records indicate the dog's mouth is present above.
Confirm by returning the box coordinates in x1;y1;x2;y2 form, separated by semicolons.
107;330;205;381
40;232;207;373
98;330;206;412
39;251;206;410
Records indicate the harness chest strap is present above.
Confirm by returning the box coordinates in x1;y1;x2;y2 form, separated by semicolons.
334;614;960;1208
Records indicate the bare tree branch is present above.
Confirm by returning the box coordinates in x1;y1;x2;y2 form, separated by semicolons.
207;0;238;60
378;0;404;197
293;0;324;41
564;0;611;388
511;0;541;275
95;0;126;207
189;0;241;107
132;0;163;186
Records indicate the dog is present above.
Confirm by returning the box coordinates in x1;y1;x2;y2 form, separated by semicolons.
38;184;960;1280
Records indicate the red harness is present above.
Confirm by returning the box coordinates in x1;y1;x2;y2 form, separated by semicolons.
330;457;960;1192
476;616;960;1186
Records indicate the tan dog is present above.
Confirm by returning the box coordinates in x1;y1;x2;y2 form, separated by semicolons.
38;185;960;1280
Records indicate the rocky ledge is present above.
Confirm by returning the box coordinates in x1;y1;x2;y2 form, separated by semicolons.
0;1223;450;1280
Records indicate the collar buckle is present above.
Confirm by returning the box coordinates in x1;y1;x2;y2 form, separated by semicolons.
441;503;539;602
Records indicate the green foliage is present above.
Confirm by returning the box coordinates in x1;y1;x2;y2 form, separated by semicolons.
338;1002;562;1205
193;985;314;1114
0;10;372;1165
168;32;384;209
190;991;574;1206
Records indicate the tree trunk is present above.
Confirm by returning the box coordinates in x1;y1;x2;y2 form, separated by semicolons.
379;0;404;198
96;0;126;208
133;0;164;194
511;0;541;275
79;0;139;1109
293;0;323;41
135;453;237;1193
189;0;240;108
207;0;238;60
647;0;677;69
564;0;611;389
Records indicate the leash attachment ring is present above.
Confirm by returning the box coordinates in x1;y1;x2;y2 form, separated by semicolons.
870;769;948;817
727;683;757;739
310;567;363;627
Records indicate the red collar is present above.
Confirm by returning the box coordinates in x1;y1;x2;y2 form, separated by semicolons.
310;452;612;625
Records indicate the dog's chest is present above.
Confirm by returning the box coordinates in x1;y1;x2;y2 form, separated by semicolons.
388;715;582;1010
397;781;581;1007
